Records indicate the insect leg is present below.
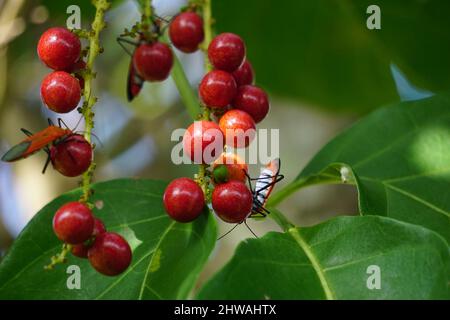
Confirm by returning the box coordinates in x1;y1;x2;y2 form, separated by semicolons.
47;118;55;126
20;128;34;137
217;223;240;240
42;154;51;174
244;170;255;194
244;220;258;238
58;118;70;129
117;37;138;56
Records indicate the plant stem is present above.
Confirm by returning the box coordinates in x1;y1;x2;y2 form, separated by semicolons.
171;53;200;119
44;244;72;270
268;208;295;232
80;0;110;203
196;0;213;195
141;0;152;36
266;174;344;208
202;0;213;68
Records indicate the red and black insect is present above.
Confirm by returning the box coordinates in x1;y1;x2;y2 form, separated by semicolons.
117;16;168;101
1;118;88;174
218;158;284;239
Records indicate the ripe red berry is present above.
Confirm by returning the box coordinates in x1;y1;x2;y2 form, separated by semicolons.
133;42;173;82
199;70;237;108
169;12;204;53
213;153;248;184
50;134;92;177
183;120;224;164
232;60;254;87
71;218;106;258
53;202;94;245
41;71;81;113
208;33;246;72
37;27;81;70
233;85;269;123
163;177;205;223
219;109;256;148
88;232;132;276
212;181;253;223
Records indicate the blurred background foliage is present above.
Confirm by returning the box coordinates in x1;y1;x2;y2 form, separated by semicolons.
0;0;447;283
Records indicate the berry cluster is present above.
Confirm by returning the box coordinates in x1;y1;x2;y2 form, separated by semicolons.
37;27;132;276
164;29;270;225
37;27;92;178
124;10;204;101
53;201;131;276
38;27;84;114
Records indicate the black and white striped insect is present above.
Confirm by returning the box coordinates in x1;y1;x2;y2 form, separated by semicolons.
218;158;284;239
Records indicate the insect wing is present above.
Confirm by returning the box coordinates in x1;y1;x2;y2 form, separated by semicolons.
1;126;70;162
127;58;144;101
1;141;32;162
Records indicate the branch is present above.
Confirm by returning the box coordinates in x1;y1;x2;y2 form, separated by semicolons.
80;0;111;203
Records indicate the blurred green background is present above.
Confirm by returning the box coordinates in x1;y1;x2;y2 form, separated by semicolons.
0;0;449;285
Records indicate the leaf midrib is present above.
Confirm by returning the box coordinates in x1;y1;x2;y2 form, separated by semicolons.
138;220;176;300
287;228;335;300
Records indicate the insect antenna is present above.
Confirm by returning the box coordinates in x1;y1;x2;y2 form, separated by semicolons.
244;220;258;238
217;223;240;240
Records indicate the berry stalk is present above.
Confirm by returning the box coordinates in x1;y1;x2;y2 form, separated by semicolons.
80;0;111;203
196;0;213;196
140;0;153;38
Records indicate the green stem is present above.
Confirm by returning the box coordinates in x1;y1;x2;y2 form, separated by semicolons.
171;54;200;119
141;0;152;36
194;0;213;194
80;0;110;203
268;208;295;232
44;244;72;270
266;174;343;208
202;0;213;67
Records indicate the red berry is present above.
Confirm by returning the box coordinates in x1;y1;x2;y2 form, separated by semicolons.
71;218;106;258
169;12;204;53
133;42;173;81
219;109;256;148
232;60;254;87
41;71;81;113
183;120;224;164
50;134;92;177
233;85;269;123
88;232;132;276
213;153;248;184
212;181;253;223
53;202;94;245
199;70;237;108
208;33;246;72
163;177;205;223
37;27;81;70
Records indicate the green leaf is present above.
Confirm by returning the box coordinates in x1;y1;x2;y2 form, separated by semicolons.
198;215;449;300
0;179;217;299
270;93;450;242
213;0;450;112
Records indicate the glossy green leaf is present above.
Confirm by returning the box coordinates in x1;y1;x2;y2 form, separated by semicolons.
0;179;217;299
270;93;450;241
198;216;449;299
213;0;450;112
